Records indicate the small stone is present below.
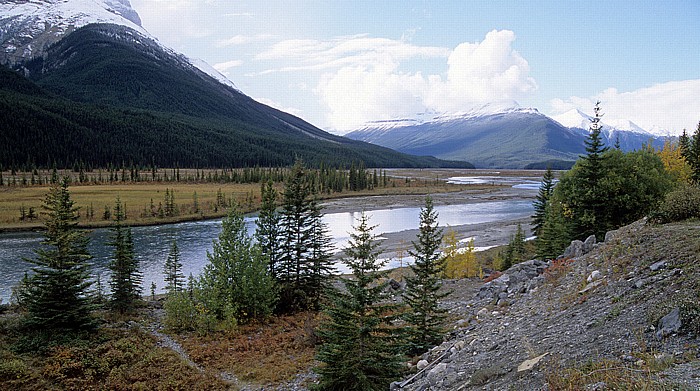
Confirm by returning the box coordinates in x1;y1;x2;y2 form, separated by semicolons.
656;307;681;340
517;352;548;372
587;270;602;283
650;260;667;271
416;359;429;371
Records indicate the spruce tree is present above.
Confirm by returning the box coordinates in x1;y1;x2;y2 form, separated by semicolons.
22;177;96;331
532;167;555;236
305;198;335;311
278;159;315;312
107;197;142;313
315;213;404;391
164;240;185;294
200;206;277;322
573;101;609;240
403;196;449;355
255;180;282;279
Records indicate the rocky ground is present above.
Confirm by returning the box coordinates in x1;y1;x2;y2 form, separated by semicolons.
393;218;700;390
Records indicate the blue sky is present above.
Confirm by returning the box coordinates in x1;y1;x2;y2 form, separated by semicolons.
130;0;700;135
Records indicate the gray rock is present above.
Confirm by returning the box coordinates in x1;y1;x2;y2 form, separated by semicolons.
562;240;585;258
587;270;601;283
416;359;429;371
650;260;668;271
604;228;618;242
656;307;681;339
583;235;597;253
428;363;448;385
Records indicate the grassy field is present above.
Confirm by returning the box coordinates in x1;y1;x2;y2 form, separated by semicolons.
0;168;480;231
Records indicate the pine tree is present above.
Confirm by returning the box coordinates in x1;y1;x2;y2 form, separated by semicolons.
255;180;282;278
107;197;142;313
278;159;315;312
573;101;609;240
315;213;404;391
22;177;96;331
687;122;700;183
200;206;277;322
305;198;335;311
164;240;185;294
532;167;555;236
403;196;449;355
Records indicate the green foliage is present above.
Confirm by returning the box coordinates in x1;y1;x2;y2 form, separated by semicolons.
403;196;449;355
532;167;555;236
539;148;674;256
255;180;282;279
163;291;198;332
680;122;700;184
163;240;185;294
679;298;700;336
278;160;334;313
650;185;700;223
314;213;404;391
107;197;142;313
22;177;96;331
199;206;277;323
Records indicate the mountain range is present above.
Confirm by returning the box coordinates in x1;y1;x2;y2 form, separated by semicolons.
346;105;667;169
0;0;470;169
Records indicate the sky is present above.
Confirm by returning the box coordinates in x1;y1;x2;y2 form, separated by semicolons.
129;0;700;135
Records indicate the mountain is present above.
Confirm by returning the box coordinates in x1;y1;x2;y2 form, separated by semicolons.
346;106;668;169
346;107;587;169
0;1;470;169
551;109;665;152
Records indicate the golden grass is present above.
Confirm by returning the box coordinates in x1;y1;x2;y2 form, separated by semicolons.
0;168;477;231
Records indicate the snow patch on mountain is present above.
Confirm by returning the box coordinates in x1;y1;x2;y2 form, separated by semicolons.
1;0;238;91
356;101;538;131
552;109;654;137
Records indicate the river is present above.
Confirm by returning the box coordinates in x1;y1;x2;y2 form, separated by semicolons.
0;177;538;303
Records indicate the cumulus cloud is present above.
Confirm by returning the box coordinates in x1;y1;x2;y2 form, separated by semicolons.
308;30;537;131
550;80;700;136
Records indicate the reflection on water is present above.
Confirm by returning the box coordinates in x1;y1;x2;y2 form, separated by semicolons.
0;200;532;302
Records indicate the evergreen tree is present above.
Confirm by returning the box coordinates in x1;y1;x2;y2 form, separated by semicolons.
532;167;555;236
572;101;609;240
22;177;96;331
200;206;277;322
107;197;142;313
687;122;700;183
315;213;404;391
403;196;448;355
278;159;315;312
255;180;282;278
164;240;185;294
305;198;335;311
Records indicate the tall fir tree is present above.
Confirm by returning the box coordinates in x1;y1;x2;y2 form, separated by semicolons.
315;213;404;391
278;159;315;312
573;101;609;240
200;206;277;322
107;197;142;313
305;198;335;311
403;196;449;355
22;177;96;331
164;239;185;294
687;122;700;183
255;180;282;279
532;167;555;236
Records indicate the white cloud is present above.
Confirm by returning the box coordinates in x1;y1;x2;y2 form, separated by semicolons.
549;80;700;136
216;34;274;47
309;30;537;131
254;97;304;118
213;60;243;72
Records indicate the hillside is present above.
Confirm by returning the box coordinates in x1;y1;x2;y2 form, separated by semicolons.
346;110;588;169
397;219;700;390
0;23;471;169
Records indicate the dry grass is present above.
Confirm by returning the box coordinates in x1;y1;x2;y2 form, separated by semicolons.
0;168;473;231
544;357;678;390
178;311;320;387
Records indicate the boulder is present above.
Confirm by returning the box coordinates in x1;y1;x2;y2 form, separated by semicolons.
649;260;668;272
562;240;585;259
583;235;597;253
656;307;682;339
517;352;548;372
416;359;430;371
587;270;602;283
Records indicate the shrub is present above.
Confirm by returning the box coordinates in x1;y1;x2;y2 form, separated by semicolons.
680;298;700;336
0;358;28;381
650;185;700;223
163;292;197;332
544;258;574;284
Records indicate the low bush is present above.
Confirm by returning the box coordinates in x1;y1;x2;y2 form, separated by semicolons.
650;185;700;223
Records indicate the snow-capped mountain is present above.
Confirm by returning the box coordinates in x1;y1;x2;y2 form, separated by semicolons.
0;0;237;90
347;105;669;169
